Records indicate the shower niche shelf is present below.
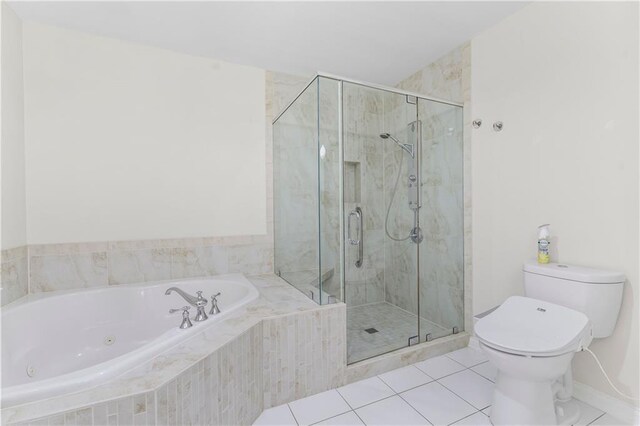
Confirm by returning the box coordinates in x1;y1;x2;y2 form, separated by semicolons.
344;161;361;204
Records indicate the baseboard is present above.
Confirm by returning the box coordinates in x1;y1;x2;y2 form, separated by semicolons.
572;381;639;425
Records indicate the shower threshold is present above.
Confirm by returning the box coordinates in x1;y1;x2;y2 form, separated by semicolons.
347;302;450;364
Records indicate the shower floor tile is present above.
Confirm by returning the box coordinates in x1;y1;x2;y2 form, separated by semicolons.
347;302;449;364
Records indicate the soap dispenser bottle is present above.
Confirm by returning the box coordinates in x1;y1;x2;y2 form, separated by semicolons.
537;224;551;264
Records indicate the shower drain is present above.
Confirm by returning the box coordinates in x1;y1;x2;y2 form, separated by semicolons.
104;335;116;346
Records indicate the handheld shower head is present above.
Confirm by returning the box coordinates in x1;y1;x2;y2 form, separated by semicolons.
378;132;414;158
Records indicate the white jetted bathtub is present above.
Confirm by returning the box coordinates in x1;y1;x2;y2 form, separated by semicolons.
1;274;259;407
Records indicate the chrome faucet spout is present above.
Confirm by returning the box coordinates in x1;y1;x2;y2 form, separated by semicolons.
165;287;209;321
165;287;198;306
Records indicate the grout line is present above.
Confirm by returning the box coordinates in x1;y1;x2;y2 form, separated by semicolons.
309;410;355;426
340;394;398;414
286;403;300;426
434;373;491;412
375;367;436;395
465;365;495;383
335;388;356;410
395;391;435;425
413;364;467;382
352;409;367;426
446;409;483;425
587;412;606;425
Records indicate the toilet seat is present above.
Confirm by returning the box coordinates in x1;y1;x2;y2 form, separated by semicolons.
475;296;592;357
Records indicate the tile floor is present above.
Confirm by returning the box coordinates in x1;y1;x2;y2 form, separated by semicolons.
347;302;449;364
254;346;626;426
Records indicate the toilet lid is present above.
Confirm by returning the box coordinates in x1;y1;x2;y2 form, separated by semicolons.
475;296;591;356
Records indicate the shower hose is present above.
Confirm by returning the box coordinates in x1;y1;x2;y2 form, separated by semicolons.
385;149;410;242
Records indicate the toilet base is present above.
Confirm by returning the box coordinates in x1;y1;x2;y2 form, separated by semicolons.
556;399;580;425
490;373;557;425
489;373;582;426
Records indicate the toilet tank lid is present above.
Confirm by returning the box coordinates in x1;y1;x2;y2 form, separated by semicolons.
523;261;625;284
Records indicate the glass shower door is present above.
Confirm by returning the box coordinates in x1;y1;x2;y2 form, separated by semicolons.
417;98;464;342
343;82;419;364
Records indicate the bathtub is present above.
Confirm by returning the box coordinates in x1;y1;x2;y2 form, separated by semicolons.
1;274;259;407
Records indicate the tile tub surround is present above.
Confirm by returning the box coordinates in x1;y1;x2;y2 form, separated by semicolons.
2;274;345;425
26;236;274;293
1;246;29;306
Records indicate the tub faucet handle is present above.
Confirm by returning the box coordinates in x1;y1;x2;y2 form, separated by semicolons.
194;291;209;322
169;306;193;329
210;292;221;315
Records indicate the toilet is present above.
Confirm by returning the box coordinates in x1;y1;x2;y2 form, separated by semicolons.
475;261;625;426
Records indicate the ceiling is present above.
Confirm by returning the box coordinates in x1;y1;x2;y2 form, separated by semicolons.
8;1;528;86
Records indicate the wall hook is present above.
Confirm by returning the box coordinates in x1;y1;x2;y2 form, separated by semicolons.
472;119;482;129
493;121;503;132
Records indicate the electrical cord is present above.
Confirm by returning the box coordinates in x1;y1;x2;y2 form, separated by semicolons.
582;347;639;401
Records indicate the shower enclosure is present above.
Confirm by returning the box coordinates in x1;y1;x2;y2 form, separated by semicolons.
273;74;463;364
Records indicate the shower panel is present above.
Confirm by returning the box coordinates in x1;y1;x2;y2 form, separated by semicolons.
273;74;463;364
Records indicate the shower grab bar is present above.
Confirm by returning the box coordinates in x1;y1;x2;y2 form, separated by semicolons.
348;207;363;268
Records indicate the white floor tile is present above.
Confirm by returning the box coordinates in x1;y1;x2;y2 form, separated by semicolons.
400;381;477;425
589;413;627;425
438;369;494;409
355;395;429;425
470;361;497;382
337;377;395;409
445;347;488;367
574;399;605;426
414;354;466;379
378;365;432;393
288;390;351;426
452;411;492;425
314;411;364;426
478;398;607;425
253;404;297;426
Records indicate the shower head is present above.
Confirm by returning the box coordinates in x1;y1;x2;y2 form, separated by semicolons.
379;132;414;158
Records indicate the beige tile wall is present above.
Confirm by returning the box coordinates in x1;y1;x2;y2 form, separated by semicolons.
263;306;347;407
1;246;29;306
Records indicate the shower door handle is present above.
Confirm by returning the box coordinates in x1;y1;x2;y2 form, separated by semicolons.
348;207;363;268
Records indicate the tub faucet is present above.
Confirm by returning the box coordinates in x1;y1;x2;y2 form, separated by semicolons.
165;288;208;321
169;306;193;329
209;292;221;315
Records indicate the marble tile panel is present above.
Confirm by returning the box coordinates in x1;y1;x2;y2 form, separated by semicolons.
108;248;172;285
228;243;273;275
1;254;28;306
170;245;229;279
30;252;108;293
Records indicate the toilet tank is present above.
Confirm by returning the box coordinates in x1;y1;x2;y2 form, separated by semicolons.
523;261;625;338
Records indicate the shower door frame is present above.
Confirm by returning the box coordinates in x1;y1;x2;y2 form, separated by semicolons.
272;72;464;364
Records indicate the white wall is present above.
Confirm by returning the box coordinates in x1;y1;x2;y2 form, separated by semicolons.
472;1;639;404
1;2;26;250
22;22;266;244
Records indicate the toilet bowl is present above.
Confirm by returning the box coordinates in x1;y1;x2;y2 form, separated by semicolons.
474;262;624;426
475;296;591;425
